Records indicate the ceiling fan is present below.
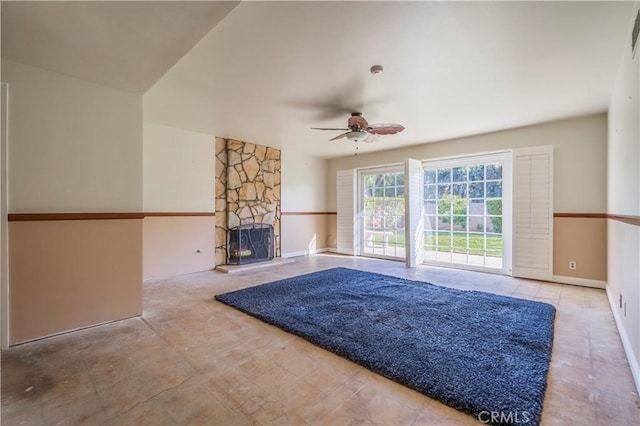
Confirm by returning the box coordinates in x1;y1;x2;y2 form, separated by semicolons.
312;112;405;143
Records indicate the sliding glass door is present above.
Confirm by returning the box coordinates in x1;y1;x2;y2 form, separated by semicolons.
360;168;406;259
423;154;510;272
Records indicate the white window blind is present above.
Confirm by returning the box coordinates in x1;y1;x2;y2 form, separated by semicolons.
512;146;553;281
405;159;424;267
336;169;357;255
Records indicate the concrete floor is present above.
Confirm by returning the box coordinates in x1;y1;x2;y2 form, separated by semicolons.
2;254;639;425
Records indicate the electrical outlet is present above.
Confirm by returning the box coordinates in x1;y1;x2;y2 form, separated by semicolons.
569;261;577;270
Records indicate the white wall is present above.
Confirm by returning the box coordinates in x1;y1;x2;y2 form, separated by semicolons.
281;149;328;212
608;18;640;216
327;113;607;214
607;2;640;392
3;60;142;212
143;122;214;212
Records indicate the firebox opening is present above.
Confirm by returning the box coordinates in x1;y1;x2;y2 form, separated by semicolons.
227;223;274;265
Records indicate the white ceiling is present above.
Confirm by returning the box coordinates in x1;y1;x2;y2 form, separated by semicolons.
2;1;634;158
1;1;239;93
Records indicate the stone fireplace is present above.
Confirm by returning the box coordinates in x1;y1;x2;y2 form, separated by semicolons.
215;138;281;266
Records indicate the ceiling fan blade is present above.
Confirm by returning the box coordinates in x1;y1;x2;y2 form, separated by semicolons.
367;123;405;135
329;132;350;141
311;127;350;131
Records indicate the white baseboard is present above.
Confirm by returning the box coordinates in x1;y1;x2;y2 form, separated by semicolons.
281;247;329;258
606;286;640;395
552;275;607;289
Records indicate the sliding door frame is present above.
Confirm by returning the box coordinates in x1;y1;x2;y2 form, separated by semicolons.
357;164;406;261
421;151;512;275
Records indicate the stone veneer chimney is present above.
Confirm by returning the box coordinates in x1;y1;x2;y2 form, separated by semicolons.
215;138;281;266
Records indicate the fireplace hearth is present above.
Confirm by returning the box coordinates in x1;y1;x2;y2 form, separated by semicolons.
228;224;274;265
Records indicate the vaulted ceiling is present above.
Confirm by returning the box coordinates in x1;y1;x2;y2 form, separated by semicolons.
1;1;239;93
2;1;634;158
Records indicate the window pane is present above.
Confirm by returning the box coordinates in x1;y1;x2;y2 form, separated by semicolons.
385;187;395;197
453;232;468;253
438;184;452;198
425;185;436;200
486;163;502;180
468;234;484;252
438;198;451;215
425;170;436;184
438;168;451;183
437;232;452;248
438;216;451;231
424;201;437;215
425;215;437;230
486;199;502;216
486;181;502;198
487;235;503;252
375;187;384;197
469;165;484;181
453;183;467;198
451;197;468;216
487;217;502;234
453;167;467;182
364;175;374;190
452;215;467;231
469;182;484;198
424;232;436;246
385;174;396;186
396;174;405;186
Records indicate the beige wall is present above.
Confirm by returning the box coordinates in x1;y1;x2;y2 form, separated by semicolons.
553;217;607;281
143;216;215;280
280;148;331;257
281;149;328;212
9;220;142;345
2;60;144;344
142;122;215;278
3;60;142;213
281;214;332;257
607;2;640;390
143;122;214;212
327;114;607;214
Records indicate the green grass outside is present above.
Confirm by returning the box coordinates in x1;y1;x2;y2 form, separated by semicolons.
366;230;503;257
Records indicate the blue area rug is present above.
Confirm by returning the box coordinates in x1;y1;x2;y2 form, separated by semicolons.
215;267;555;425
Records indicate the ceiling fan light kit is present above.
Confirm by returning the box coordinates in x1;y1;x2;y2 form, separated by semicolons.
346;131;368;142
313;111;405;145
